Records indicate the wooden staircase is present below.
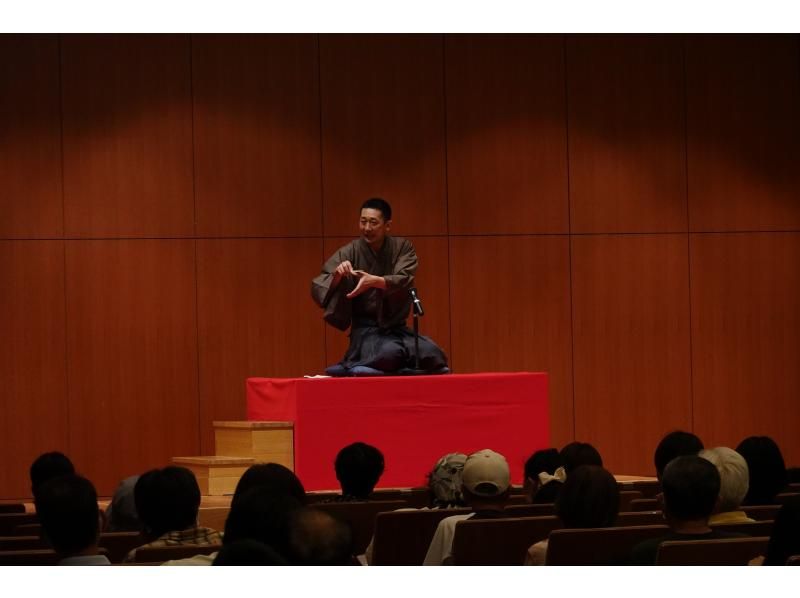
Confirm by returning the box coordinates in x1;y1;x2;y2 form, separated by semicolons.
172;421;294;495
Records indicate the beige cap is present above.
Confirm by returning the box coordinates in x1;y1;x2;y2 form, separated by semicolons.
462;449;511;497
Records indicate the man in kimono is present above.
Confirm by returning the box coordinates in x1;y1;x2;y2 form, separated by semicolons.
311;198;449;376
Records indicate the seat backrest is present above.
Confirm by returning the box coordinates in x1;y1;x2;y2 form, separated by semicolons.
504;503;555;517
546;525;668;565
711;520;773;536
630;498;660;512
370;507;470;565
0;504;26;514
0;549;61;565
134;543;222;563
776;492;800;505
14;523;41;536
314;500;407;555
741;505;781;521
99;531;147;564
371;487;431;509
617;511;665;526
452;515;562;565
786;555;800;565
0;535;46;551
656;536;770;566
618;480;661;498
0;513;37;536
618;491;643;512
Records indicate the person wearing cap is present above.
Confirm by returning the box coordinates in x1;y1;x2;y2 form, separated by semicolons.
423;449;511;565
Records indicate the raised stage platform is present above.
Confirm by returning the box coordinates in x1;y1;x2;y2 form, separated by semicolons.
246;372;549;491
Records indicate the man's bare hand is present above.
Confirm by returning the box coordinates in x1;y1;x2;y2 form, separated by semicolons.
346;270;387;299
335;260;355;278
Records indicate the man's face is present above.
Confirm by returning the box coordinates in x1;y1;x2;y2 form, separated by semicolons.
359;208;390;249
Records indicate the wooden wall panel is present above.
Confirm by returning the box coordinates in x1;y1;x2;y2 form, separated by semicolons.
690;233;800;465
445;34;568;234
0;241;68;498
322;236;451;369
571;235;692;475
320;34;447;237
65;240;199;495
686;35;800;231
192;35;322;237
0;35;63;238
568;35;687;233
449;236;574;448
61;34;194;238
197;238;326;454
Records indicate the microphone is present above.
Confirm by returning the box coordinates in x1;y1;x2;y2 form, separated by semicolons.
410;288;425;316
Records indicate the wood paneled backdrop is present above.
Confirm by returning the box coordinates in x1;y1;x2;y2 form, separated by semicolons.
1;34;798;497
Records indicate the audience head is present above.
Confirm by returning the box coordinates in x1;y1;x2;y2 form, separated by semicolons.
763;496;800;566
105;475;140;532
699;447;749;513
523;448;564;503
30;452;75;503
427;453;468;508
285;507;353;565
213;539;288;566
556;465;619;529
36;474;100;557
654;430;704;480
461;449;511;506
736;436;787;505
560;442;603;474
334;442;385;499
661;455;720;523
224;486;303;555
134;466;201;539
233;463;306;506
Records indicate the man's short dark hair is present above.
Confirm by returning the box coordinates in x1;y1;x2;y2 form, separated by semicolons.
736;436;787;505
360;198;392;221
36;474;99;556
134;466;201;538
556;465;619;529
334;442;385;499
661;455;721;521
654;431;704;480
30;452;75;502
232;463;306;507
286;507;353;565
560;442;603;473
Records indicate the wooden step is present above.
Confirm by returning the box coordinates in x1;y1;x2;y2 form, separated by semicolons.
213;421;294;470
172;456;254;496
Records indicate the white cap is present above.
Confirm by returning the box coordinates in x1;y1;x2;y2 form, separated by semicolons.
462;449;511;497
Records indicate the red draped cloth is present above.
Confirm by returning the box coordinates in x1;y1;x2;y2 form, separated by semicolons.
246;372;549;491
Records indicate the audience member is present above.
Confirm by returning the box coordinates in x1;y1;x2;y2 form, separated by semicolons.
525;465;619;565
232;462;306;506
560;442;603;473
427;452;468;508
213;539;288;566
36;474;109;565
285;507;354;565
630;455;744;565
736;436;787;505
699;447;755;524
123;466;221;562
30;451;75;505
654;431;704;481
424;449;511;565
331;442;385;501
523;448;564;504
104;475;140;532
758;495;800;565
